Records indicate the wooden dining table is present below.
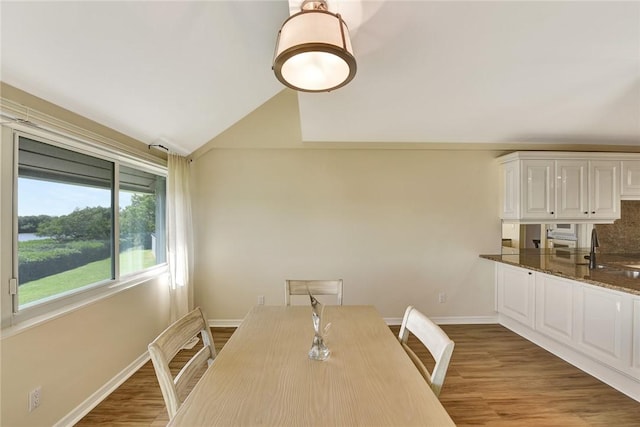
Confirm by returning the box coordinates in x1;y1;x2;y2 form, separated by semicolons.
168;305;455;426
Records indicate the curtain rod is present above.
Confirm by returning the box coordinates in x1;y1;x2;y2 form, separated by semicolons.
148;143;169;152
148;142;193;162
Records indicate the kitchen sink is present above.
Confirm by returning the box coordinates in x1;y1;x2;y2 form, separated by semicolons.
596;264;640;279
622;270;640;279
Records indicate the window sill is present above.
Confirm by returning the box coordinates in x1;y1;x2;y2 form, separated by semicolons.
1;264;169;340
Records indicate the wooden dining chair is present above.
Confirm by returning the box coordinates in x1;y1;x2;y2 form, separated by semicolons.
284;279;343;306
398;305;455;397
148;307;216;420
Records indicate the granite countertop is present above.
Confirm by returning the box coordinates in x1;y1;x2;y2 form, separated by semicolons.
480;249;640;296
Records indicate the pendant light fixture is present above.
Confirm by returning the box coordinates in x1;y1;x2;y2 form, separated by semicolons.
272;0;357;92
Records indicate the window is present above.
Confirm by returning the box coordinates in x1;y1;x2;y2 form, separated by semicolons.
119;166;166;276
15;135;166;313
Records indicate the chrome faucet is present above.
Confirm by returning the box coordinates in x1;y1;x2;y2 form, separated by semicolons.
588;228;599;269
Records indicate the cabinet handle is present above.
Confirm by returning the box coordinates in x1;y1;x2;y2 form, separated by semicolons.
592;211;596;214
584;211;588;214
550;211;554;215
528;272;533;275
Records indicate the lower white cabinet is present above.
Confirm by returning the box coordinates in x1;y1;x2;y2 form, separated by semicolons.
574;284;629;370
497;263;535;328
535;273;575;342
495;263;640;400
633;299;640;375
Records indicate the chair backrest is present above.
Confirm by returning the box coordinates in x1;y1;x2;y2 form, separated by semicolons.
398;305;455;397
285;279;343;306
148;307;216;419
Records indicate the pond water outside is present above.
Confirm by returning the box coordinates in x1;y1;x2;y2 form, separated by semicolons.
18;233;49;242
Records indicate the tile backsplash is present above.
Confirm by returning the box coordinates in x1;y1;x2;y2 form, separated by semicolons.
595;200;640;253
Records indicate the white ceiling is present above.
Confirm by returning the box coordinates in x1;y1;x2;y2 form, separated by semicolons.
1;1;639;155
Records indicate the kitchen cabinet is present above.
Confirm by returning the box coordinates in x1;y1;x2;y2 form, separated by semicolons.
494;262;640;400
633;298;640;376
621;160;640;198
556;160;588;219
497;263;535;328
535;273;574;342
498;152;625;223
500;159;519;220
500;265;630;370
521;160;555;220
589;161;619;219
574;284;628;370
549;160;617;220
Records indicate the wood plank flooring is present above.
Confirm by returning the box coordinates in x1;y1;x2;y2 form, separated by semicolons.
436;325;640;426
76;324;640;426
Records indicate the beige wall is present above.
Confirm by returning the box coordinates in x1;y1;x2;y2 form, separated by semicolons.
1;278;170;426
0;86;171;426
192;149;501;320
191;91;503;321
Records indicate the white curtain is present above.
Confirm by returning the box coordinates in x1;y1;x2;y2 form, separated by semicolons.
166;154;194;322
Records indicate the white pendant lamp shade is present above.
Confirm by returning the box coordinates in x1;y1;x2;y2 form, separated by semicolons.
273;3;356;92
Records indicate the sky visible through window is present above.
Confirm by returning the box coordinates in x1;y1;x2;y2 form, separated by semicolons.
18;178;132;216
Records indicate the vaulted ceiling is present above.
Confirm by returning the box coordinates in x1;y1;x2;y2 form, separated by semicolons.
2;1;639;155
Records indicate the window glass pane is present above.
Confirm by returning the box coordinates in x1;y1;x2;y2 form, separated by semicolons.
17;137;114;308
119;166;166;276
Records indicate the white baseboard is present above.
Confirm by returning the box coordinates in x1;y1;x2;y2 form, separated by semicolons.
210;315;499;328
386;315;498;325
424;315;499;325
54;352;150;427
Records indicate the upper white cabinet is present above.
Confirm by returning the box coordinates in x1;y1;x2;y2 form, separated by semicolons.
498;152;636;223
521;160;556;220
556;160;588;220
589;161;619;219
500;160;520;220
621;160;640;198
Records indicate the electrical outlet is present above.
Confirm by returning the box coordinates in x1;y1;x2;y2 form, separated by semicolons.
28;386;41;412
438;292;447;303
257;295;265;305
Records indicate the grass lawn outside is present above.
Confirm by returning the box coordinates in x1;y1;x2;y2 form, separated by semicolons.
19;249;156;305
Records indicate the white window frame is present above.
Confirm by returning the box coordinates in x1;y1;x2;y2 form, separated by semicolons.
1;124;168;330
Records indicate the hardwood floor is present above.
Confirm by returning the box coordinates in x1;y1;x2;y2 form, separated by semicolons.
76;324;640;426
435;325;640;426
76;328;235;427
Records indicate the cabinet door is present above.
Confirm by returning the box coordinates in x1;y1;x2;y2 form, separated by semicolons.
631;298;640;380
574;285;626;367
521;160;555;220
621;160;640;197
535;273;575;342
633;298;640;378
497;264;535;328
556;160;588;220
500;161;519;219
589;161;620;220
